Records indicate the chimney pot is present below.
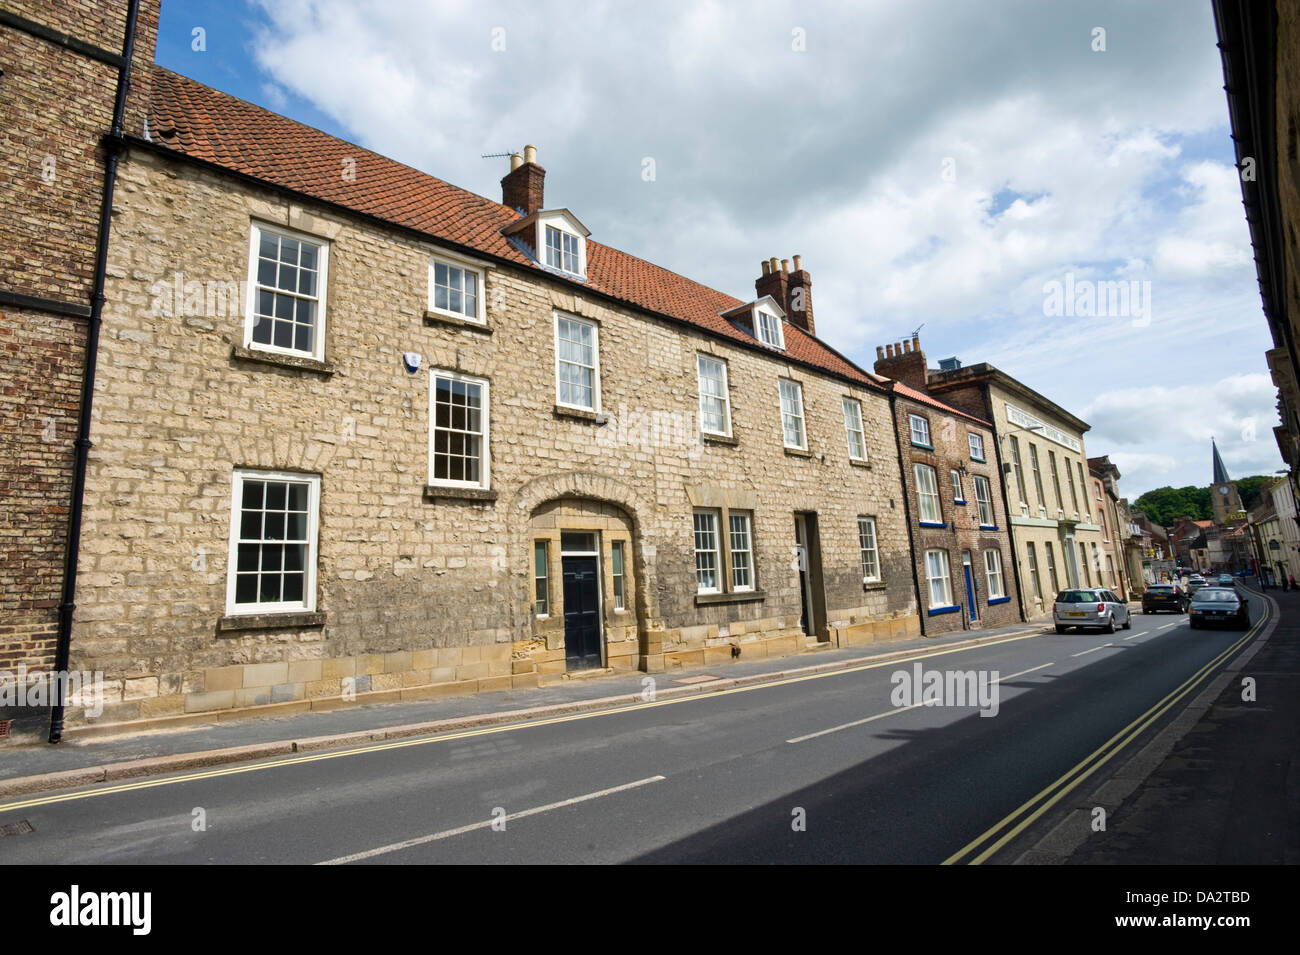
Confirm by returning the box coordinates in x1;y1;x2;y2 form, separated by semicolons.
780;258;790;273
761;260;771;275
793;254;802;271
523;144;537;164
876;345;884;360
903;340;911;354
769;257;779;273
509;152;523;171
912;334;920;351
886;344;895;358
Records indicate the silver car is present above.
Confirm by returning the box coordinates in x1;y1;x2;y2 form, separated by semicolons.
1053;588;1132;633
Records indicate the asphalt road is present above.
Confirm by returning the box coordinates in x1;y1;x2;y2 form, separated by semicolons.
0;590;1266;864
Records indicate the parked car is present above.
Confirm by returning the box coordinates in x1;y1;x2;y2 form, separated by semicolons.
1217;574;1234;587
1142;584;1186;614
1054;588;1132;633
1188;587;1251;629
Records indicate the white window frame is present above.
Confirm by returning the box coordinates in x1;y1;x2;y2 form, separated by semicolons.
755;306;785;349
950;469;964;504
244;221;329;362
427;252;486;324
554;312;601;411
544;224;582;275
693;510;721;594
226;468;320;616
534;540;549;618
984;549;1006;599
909;414;932;447
428;369;490;489
915;463;942;523
728;512;755;592
968;432;985;461
843;397;867;461
779;378;807;450
858;516;880;583
610;540;626;611
925;549;953;608
697;354;732;437
974;475;995;526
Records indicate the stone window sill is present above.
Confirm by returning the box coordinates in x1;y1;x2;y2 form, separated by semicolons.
424;485;499;503
423;310;492;334
231;344;335;376
849;458;871;469
217;610;325;634
703;432;739;447
863;580;887;592
784;446;813;459
554;404;601;423
695;589;766;606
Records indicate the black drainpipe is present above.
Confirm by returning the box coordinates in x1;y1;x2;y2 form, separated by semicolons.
49;0;142;743
888;386;927;637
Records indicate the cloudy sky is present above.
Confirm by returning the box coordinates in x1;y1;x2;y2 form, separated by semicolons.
155;0;1282;498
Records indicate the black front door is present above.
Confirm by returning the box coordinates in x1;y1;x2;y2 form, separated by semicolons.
562;555;602;669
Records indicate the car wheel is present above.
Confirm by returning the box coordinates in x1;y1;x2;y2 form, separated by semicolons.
1055;624;1066;634
1106;616;1117;634
1123;614;1133;630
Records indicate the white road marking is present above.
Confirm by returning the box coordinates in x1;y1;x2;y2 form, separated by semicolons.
996;662;1055;682
315;775;666;864
789;661;1058;744
787;703;927;744
1156;623;1177;631
1071;643;1114;658
1123;632;1144;641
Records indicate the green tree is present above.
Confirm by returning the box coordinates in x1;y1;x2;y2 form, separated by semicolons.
1133;485;1212;526
1235;475;1275;512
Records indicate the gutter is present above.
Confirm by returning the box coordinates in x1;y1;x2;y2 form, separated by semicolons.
48;0;142;743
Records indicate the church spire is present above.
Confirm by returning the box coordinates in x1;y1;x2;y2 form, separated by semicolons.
1211;438;1231;485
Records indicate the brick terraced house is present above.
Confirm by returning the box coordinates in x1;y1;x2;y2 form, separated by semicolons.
873;338;1020;633
0;10;939;727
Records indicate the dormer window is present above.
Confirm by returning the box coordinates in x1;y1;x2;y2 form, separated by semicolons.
755;307;784;349
501;209;590;280
545;226;580;274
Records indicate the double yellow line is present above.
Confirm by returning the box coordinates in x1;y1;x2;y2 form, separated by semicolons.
942;602;1270;865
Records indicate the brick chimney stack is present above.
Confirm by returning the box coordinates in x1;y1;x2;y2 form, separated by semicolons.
873;334;928;389
501;144;545;215
754;255;815;336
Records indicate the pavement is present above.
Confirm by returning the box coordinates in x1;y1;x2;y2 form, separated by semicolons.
0;616;1051;796
1017;581;1296;864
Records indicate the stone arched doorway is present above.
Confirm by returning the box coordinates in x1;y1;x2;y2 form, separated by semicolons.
525;497;640;675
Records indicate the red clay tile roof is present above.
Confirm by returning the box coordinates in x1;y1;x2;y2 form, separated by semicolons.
145;66;879;388
892;381;991;427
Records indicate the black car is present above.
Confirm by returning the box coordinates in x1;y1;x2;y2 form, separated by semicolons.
1188;587;1250;629
1142;584;1186;613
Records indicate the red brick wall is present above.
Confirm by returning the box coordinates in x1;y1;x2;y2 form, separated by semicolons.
894;396;1020;635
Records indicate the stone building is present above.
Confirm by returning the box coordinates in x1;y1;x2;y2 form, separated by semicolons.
33;56;924;727
1087;455;1131;599
924;361;1108;620
0;1;160;728
873;339;1020;633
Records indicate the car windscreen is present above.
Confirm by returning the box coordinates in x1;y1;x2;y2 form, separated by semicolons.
1147;586;1175;594
1055;591;1099;603
1192;590;1238;603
